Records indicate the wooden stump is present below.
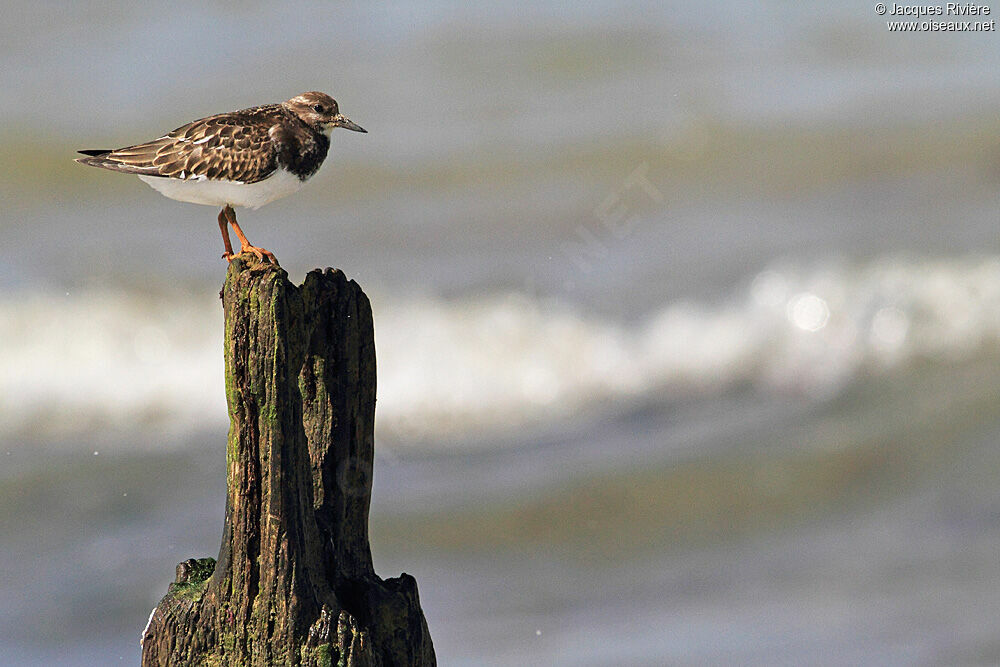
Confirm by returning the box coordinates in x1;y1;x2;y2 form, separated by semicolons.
140;258;435;666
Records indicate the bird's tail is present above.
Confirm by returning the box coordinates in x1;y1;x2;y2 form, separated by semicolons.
75;148;161;175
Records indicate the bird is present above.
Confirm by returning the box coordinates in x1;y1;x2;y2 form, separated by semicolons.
75;91;366;264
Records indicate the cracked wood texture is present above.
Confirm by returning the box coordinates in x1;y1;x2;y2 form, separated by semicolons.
141;258;435;666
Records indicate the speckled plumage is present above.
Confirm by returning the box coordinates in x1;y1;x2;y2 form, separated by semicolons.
76;91;366;263
75;93;359;183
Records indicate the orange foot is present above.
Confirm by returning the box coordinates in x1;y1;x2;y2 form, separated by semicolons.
223;246;279;265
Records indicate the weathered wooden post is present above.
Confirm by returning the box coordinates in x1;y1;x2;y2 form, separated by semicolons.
140;258;435;666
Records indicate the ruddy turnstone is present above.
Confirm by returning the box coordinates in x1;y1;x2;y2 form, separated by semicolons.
76;91;366;264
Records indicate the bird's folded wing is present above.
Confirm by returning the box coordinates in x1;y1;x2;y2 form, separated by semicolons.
76;113;279;184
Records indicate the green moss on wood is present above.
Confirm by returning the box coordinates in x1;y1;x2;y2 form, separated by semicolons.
141;258;434;666
168;580;207;602
299;642;333;667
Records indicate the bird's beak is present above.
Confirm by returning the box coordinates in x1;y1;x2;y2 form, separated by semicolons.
333;115;366;133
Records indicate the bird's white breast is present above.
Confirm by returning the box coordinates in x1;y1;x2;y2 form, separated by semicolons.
137;167;307;209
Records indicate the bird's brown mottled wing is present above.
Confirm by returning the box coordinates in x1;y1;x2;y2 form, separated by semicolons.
75;108;281;184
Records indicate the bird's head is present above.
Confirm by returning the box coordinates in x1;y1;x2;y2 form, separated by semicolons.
284;92;366;135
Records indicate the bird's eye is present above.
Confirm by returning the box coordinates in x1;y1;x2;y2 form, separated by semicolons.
312;104;324;113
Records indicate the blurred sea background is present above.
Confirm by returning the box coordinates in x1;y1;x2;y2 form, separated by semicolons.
3;1;1000;664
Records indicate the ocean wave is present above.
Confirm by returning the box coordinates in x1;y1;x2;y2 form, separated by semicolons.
2;254;1000;449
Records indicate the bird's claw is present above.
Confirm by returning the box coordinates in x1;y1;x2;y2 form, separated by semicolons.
222;246;278;265
247;246;278;265
222;246;279;266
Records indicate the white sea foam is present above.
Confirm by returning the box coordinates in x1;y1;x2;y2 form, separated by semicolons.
3;254;1000;449
0;288;225;443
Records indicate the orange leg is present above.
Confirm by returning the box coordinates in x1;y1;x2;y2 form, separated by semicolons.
220;205;277;264
218;209;235;261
